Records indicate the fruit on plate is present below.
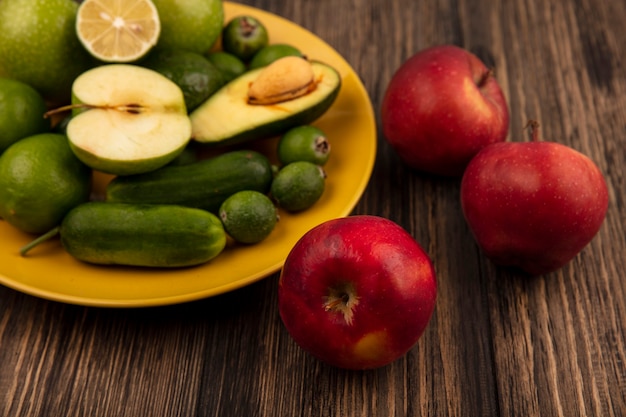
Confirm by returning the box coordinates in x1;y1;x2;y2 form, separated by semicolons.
0;133;92;234
64;64;192;176
460;121;609;275
0;78;50;153
271;161;326;212
381;44;509;176
221;15;269;61
106;150;274;213
219;190;278;244
141;49;226;112
277;125;330;166
205;51;247;83
248;43;304;70
190;57;341;146
21;202;227;268
278;215;437;370
75;0;161;63
151;0;223;54
0;0;95;105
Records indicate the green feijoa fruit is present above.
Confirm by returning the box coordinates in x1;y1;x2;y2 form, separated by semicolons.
142;49;226;111
248;44;304;70
206;51;246;82
277;125;330;166
221;15;269;61
219;190;278;244
271;161;326;212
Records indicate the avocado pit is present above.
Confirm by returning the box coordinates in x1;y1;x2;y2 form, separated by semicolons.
248;56;316;105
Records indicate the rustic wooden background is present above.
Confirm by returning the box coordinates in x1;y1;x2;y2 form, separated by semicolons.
1;0;624;416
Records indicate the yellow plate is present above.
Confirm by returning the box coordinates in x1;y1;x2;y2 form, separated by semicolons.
0;2;377;307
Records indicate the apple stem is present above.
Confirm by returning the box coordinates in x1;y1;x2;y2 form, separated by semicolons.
324;293;350;311
44;103;145;119
477;68;495;87
44;103;87;118
525;120;541;142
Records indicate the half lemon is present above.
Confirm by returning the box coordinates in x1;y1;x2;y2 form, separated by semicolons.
76;0;161;63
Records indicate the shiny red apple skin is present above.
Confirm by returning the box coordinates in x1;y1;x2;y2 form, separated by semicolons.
460;140;609;275
381;44;510;176
278;215;437;370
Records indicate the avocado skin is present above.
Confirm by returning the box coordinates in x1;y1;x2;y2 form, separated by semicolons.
190;61;341;147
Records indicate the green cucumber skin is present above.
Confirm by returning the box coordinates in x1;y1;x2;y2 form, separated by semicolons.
61;202;226;268
105;150;273;213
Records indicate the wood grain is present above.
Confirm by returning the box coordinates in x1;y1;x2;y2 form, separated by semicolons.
1;0;624;416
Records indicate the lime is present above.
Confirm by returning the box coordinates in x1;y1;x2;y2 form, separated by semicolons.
76;0;161;63
0;133;92;234
249;44;304;70
277;125;330;166
0;78;50;154
142;49;226;111
222;16;269;61
206;51;247;82
0;0;96;105
152;0;224;54
271;161;326;212
219;190;278;244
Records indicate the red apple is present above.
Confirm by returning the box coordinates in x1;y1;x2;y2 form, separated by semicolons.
460;122;609;275
381;44;510;176
278;215;437;370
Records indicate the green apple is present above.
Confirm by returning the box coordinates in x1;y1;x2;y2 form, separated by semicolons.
66;64;192;176
152;0;224;54
0;0;96;105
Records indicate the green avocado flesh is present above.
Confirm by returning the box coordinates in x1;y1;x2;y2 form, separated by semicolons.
189;61;341;146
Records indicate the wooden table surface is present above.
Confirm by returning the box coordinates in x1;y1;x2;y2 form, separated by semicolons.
1;0;624;416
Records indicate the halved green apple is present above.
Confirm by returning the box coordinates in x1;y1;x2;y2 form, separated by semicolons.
66;64;192;176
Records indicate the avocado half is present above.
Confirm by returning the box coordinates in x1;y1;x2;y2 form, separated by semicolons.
189;61;341;146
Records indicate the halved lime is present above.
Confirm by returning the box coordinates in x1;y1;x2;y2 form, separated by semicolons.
76;0;161;63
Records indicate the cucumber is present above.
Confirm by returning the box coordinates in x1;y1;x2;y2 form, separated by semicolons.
21;202;227;268
106;150;273;213
189;60;341;146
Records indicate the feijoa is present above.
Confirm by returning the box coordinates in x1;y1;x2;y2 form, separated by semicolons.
219;190;278;244
221;16;269;61
277;125;330;166
206;51;246;82
271;161;326;212
142;49;226;111
248;43;304;70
